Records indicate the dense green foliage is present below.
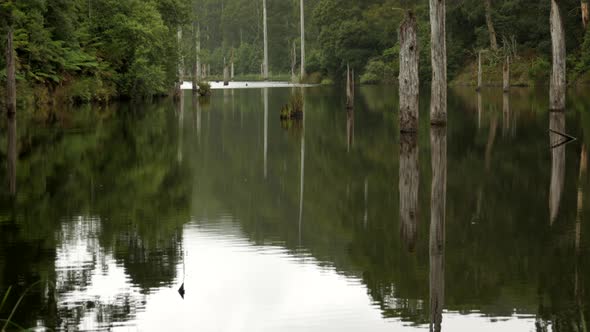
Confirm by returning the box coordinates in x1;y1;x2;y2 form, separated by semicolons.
1;0;590;102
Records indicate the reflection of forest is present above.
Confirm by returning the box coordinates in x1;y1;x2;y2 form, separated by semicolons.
0;86;588;330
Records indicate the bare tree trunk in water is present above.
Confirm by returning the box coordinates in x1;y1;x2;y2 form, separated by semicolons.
549;111;566;224
7;115;16;195
430;0;447;124
291;41;297;83
6;28;16;115
346;63;354;109
429;125;446;332
231;49;235;79
503;56;510;92
582;0;589;29
263;0;269;80
483;0;498;50
300;0;306;79
400;133;419;252
550;0;566;111
223;57;229;86
192;23;199;92
476;51;482;92
399;11;419;133
176;27;184;98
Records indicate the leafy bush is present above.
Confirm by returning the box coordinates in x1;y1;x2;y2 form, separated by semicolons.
198;82;211;96
528;57;550;83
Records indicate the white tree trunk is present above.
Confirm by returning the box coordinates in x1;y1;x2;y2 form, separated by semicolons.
291;41;297;82
429;0;447;124
346;63;353;109
582;1;589;29
476;51;482;91
550;0;566;111
503;56;510;92
483;0;498;50
399;12;419;132
300;0;306;79
263;0;269;80
6;28;16;114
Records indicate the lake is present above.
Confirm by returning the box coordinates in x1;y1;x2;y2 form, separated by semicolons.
0;85;588;331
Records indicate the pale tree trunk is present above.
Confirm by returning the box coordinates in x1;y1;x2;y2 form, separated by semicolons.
503;56;510;92
429;0;447;124
6;28;16;115
7;115;16;195
476;51;482;91
176;27;184;97
550;0;566;111
192;23;199;92
346;63;354;109
429;125;446;332
399;11;419;133
291;41;297;83
263;0;269;80
231;49;235;79
549;111;566;224
300;0;306;79
223;57;229;86
483;0;498;50
400;133;419;252
582;0;589;29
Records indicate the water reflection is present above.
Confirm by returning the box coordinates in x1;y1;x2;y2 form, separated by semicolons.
502;93;510;137
347;109;354;152
429;126;446;332
549;111;566;224
399;133;419;252
7;114;16;196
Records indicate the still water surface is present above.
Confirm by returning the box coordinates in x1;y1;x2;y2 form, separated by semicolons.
0;85;589;331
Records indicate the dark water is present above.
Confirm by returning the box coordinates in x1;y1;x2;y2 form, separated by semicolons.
0;85;589;331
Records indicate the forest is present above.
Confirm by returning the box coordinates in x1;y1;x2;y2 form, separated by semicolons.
1;0;590;102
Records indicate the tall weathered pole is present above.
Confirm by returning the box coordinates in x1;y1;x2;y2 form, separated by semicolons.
476;51;483;92
550;0;566;111
429;0;447;124
399;12;419;133
263;0;269;80
300;0;306;79
6;27;16;115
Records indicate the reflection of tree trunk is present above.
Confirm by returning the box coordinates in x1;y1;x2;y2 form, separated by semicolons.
483;0;498;50
477;114;497;223
549;111;566;224
430;126;446;332
298;88;305;245
400;133;419;252
264;88;268;178
7;114;16;195
192;91;201;144
477;92;482;130
364;178;369;228
177;90;185;163
574;145;586;327
399;11;419;133
6;27;16;115
346;109;354;152
429;0;447;124
502;93;510;137
550;0;566;111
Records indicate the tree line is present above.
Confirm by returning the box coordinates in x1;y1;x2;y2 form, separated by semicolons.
1;0;590;102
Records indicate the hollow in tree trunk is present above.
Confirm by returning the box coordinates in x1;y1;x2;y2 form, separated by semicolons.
399;11;419;133
6;28;16;115
429;0;447;124
483;0;498;50
550;0;566;111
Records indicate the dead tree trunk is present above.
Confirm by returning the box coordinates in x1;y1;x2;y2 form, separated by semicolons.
223;58;229;86
300;0;306;79
192;23;199;92
429;125;446;332
476;51;483;92
550;0;566;111
346;63;354;109
263;0;269;80
483;0;498;50
399;12;419;133
582;0;589;29
400;133;419;252
291;41;297;83
429;0;447;125
6;28;16;115
175;27;184;98
503;56;510;92
231;49;235;79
